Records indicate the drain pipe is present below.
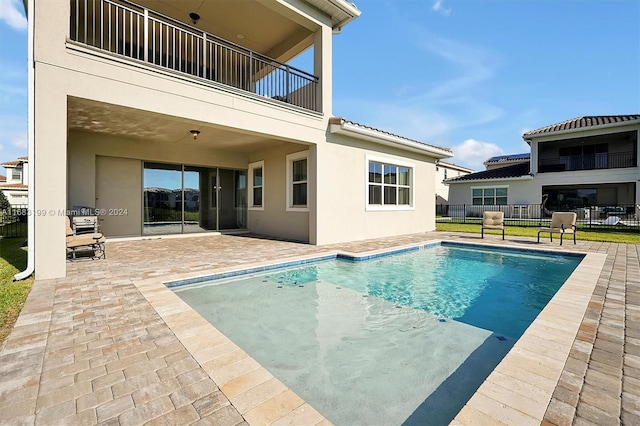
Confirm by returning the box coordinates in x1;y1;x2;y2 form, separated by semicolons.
14;0;35;281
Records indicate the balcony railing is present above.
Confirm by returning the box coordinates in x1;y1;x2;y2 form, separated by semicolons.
538;151;637;172
70;0;319;112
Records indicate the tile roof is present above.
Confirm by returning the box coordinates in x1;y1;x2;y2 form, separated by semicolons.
484;153;530;164
18;156;28;160
438;160;474;172
0;175;5;182
329;117;452;153
0;183;28;189
1;160;21;167
447;161;530;183
524;115;640;137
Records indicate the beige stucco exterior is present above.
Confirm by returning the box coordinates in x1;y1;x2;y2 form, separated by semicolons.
29;0;451;278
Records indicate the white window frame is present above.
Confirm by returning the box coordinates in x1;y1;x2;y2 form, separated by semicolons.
248;161;264;211
365;155;415;211
286;151;309;212
471;185;509;206
11;168;21;181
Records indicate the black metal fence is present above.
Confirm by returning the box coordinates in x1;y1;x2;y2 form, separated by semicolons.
436;203;640;232
0;206;28;238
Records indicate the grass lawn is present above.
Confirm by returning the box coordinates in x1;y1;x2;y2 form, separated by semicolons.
0;237;33;344
436;222;640;244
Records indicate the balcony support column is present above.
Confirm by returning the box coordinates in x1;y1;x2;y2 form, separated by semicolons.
314;25;332;115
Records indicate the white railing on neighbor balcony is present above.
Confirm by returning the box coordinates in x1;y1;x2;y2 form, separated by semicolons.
70;0;319;112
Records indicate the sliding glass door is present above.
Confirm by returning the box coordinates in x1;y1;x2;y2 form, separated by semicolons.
143;162;246;235
143;163;183;235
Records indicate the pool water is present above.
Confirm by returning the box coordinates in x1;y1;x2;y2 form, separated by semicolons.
172;243;582;425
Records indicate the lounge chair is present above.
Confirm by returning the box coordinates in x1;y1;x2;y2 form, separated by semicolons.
481;211;504;240
537;212;577;245
66;216;106;259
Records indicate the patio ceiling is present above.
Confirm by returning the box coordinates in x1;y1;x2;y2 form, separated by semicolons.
134;0;317;64
67;97;287;153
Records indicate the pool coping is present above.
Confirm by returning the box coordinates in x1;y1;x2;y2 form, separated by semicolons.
131;239;606;425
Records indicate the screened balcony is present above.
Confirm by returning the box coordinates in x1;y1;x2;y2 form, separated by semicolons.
537;131;638;173
69;0;319;112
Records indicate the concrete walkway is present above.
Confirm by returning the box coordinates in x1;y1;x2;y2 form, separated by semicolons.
0;232;637;425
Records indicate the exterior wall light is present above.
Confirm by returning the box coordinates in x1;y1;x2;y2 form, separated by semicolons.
189;13;200;25
190;130;201;140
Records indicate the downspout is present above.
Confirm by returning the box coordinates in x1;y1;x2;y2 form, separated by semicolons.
15;0;35;280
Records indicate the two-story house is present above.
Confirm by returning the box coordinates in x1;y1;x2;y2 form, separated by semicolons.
24;0;453;279
0;156;29;206
435;160;473;205
447;115;640;217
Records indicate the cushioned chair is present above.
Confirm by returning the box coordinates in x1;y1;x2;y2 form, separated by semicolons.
481;211;504;240
66;216;106;259
537;212;577;245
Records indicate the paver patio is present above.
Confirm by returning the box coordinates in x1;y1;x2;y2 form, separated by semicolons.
0;231;637;425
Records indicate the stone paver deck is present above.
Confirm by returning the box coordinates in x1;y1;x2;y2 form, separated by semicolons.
0;231;637;425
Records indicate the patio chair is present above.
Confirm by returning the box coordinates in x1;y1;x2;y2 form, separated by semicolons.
66;216;106;259
537;212;577;245
481;211;504;240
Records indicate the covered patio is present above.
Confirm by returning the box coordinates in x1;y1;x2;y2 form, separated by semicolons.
1;232;637;425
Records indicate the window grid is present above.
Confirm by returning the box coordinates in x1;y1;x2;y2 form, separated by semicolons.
472;187;508;205
286;152;309;211
368;161;411;206
248;161;264;210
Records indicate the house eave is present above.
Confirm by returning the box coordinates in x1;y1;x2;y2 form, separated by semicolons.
303;0;361;33
329;121;453;159
523;119;640;142
447;175;534;184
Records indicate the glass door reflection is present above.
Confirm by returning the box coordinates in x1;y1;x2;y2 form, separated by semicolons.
143;163;182;235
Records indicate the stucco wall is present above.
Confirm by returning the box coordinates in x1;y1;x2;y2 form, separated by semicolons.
247;144;310;242
310;135;438;245
448;179;539;205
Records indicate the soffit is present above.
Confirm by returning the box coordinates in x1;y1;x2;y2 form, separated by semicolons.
67;97;285;153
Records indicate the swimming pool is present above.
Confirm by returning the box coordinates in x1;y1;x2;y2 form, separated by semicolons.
171;242;583;425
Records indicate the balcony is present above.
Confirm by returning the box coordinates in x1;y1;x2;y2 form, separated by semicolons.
538;151;637;173
70;0;319;112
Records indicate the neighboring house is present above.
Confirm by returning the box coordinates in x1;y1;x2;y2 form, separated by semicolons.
448;115;640;218
435;161;473;204
26;0;453;278
0;157;29;206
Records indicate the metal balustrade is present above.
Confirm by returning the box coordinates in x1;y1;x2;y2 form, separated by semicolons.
70;0;319;112
538;151;636;172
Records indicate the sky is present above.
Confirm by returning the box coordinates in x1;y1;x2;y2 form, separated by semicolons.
0;0;638;171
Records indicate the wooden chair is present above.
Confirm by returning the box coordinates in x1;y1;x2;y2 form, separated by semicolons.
537;212;577;245
66;216;106;259
481;211;504;240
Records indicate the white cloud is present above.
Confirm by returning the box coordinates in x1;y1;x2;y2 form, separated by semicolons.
11;132;26;149
0;0;27;31
432;0;451;16
452;138;504;170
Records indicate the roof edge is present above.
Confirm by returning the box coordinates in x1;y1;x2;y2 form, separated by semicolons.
447;175;534;184
329;117;453;159
523;116;640;140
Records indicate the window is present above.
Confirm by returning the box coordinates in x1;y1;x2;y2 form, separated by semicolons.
472;187;508;205
286;152;308;211
367;156;414;210
248;161;264;210
11;168;21;181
